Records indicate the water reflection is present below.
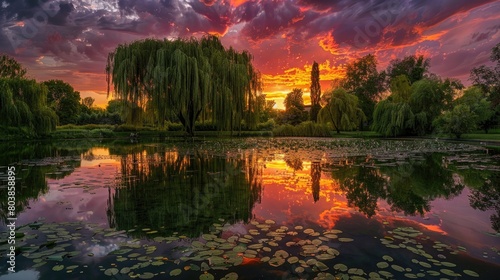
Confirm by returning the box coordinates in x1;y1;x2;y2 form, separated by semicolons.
107;146;262;237
469;172;500;232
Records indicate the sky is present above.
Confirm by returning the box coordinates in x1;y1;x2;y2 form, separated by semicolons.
1;0;499;109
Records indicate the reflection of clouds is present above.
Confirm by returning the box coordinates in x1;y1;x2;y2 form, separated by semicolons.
76;237;133;258
317;206;352;229
0;269;39;280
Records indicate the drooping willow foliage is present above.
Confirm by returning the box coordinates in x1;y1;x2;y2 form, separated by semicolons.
106;36;262;135
318;88;365;133
0;78;58;135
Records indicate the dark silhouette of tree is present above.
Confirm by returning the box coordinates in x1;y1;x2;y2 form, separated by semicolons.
106;36;261;136
311;161;321;202
43;80;81;125
0;54;26;79
282;88;306;125
342;54;385;129
386;55;430;85
310;61;321;122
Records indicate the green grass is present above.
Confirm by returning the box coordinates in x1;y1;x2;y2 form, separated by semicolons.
461;133;500;141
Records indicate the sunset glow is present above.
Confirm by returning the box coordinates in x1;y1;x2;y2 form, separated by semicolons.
1;1;499;108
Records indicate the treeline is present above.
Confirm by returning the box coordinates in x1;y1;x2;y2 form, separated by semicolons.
0;55;127;137
275;43;499;138
1;39;498;139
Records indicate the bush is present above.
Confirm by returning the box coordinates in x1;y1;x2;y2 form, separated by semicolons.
257;119;275;131
166;122;184;131
273;121;331;137
89;128;114;138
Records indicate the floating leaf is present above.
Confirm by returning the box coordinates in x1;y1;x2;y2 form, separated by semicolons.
463;270;479;277
104;268;119;276
199;272;215;280
377;262;389;269
287;256;299;264
333;263;348;272
268;257;285;267
139;272;155;279
338;238;353;242
221;272;238;280
52;265;64;271
170;269;182;276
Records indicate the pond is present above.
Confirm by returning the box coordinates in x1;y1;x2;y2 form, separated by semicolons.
0;138;499;280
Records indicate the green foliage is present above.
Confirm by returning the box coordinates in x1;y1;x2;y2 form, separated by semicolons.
82;96;95;108
280;88;307;125
256;119;275;131
434;86;494;138
470;42;500;131
390;75;412;102
0;54;27;79
386;55;430;85
106;36;261;136
409;78;461;135
272;121;331;137
0;78;57;135
43;80;81;125
318;88;365;133
310;61;321;122
372;99;414;137
434;104;477;138
341;54;385;127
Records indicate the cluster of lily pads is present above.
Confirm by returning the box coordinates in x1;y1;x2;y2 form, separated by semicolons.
3;216;496;280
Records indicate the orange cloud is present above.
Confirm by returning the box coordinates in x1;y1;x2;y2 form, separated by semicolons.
262;60;345;108
228;0;251;7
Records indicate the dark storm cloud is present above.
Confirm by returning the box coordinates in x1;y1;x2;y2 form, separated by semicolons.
239;0;303;41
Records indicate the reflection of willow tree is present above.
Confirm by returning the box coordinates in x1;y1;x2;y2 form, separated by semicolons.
0;166;49;223
108;148;262;237
311;161;321;202
383;154;463;215
469;172;500;232
332;154;463;217
333;164;386;217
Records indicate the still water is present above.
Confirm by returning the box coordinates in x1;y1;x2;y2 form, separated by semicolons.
0;138;499;280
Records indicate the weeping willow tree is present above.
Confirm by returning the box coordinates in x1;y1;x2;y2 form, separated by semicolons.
372;99;415;137
0;78;58;135
318;88;365;133
106;36;262;135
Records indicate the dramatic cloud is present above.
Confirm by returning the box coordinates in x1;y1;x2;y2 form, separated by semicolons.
0;0;499;108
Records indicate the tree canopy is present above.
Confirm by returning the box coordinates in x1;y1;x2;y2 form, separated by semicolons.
318;88;365;133
310;61;321;122
0;78;58;135
386;55;430;85
0;54;27;79
43;80;81;125
341;54;385;128
106;35;261;135
281;88;306;125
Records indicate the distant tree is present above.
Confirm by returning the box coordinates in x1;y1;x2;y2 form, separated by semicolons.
0;54;27;79
433;104;476;138
409;78;462;135
43;80;81;125
342;54;385;129
318;88;365;133
372;76;461;137
82;97;95;109
106;99;125;114
310;61;321;122
456;86;494;133
386;55;430;85
282;88;306;125
470;42;500;131
256;95;276;122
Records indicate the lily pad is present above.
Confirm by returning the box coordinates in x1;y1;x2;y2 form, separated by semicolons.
170;268;182;276
52;265;64;272
200;273;215;280
463;270;479;277
104;268;119;276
